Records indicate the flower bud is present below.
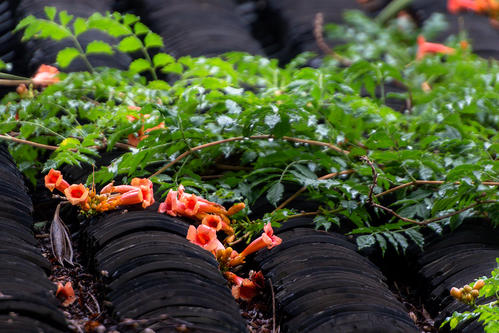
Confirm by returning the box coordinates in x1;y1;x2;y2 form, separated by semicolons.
450;287;462;299
473;279;485;290
464;285;472;293
471;289;479;298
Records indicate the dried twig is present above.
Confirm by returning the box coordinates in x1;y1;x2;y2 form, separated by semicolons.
362;156;498;226
269;278;276;333
150;135;349;178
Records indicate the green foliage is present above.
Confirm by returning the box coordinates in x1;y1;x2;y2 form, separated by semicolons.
2;9;499;247
442;259;499;332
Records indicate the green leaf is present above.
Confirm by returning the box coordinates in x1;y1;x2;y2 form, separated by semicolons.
153;53;174;68
133;22;149;35
392;233;408;254
20;124;36;138
44;6;57;21
266;182;284;207
56;47;81;68
356;235;376;250
85;40;113;55
58;11;73;26
405;229;424;250
144;32;164;49
162;62;183;74
87;13;132;37
375;234;387;256
129;59;151;73
73;18;88;37
118;35;143;52
122;13;139;26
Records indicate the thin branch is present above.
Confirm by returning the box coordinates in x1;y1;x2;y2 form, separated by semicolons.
375;180;499;198
0;79;32;86
150;135;349;178
273;169;355;212
362;155;498;226
371;200;497;226
314;13;351;66
0;134;58;150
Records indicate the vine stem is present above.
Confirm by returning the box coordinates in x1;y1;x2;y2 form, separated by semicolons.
362;155;498;226
0;79;32;86
149;135;349;178
273;169;355;212
0;133;133;152
314;13;352;66
375;180;499;198
0;134;58;150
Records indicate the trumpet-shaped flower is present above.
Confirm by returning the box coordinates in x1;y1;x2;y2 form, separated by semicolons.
31;64;59;86
55;282;76;307
225;272;261;302
416;36;455;60
448;0;478;13
64;184;89;206
186;224;224;253
230;223;282;267
115;188;143;206
44;169;69;192
131;178;155;208
202;214;223;231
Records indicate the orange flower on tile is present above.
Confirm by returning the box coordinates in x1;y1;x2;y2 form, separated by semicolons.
44;169;70;193
225;272;262;302
230;223;282;267
416;35;455;60
55;282;76;307
64;184;89;206
131;178;155;208
31;64;59;86
186;224;225;253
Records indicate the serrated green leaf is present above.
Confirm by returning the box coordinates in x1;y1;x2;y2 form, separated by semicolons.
356;234;376;250
133;22;149;35
266;182;284;207
162;62;183;74
129;58;151;73
58;11;73;26
87;13;132;37
405;229;424;250
122;13;139;26
375;234;387;256
45;7;57;21
56;47;81;68
392;232;408;254
20;124;36;138
73;18;87;37
144;32;163;49
118;35;143;52
153;53;174;68
86;40;113;55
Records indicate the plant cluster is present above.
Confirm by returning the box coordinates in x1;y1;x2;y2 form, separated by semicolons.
0;7;498;261
443;259;499;332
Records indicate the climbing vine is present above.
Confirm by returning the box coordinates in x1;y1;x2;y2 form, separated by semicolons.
0;8;498;256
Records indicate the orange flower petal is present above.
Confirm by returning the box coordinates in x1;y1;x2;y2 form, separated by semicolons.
64;184;89;206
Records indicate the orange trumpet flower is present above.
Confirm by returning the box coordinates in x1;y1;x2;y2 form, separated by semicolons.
44;169;70;193
64;184;89;206
416;35;455;60
55;282;76;307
